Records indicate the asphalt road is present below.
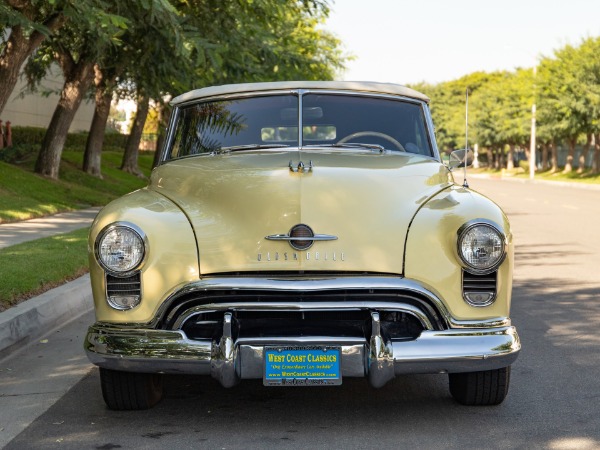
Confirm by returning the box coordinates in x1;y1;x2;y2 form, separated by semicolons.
2;177;600;449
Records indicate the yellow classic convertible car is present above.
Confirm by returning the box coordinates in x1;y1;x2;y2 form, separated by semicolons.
84;81;520;410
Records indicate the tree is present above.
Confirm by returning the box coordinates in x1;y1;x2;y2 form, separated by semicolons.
121;92;149;176
0;0;117;117
413;72;504;155
537;43;590;174
119;0;347;174
83;63;117;178
82;0;186;177
30;15;124;179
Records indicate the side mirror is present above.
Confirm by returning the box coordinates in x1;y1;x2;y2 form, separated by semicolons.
448;149;474;170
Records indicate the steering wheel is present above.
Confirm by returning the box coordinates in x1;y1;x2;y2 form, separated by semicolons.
337;131;405;151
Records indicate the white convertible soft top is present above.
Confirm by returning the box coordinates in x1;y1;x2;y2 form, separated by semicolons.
171;81;430;105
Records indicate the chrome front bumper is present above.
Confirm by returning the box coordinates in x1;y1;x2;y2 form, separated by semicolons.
85;312;520;388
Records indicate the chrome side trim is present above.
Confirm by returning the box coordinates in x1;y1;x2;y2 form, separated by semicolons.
265;234;338;242
298;89;304;147
85;324;521;384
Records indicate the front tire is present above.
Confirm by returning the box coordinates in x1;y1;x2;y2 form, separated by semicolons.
449;366;511;406
100;368;163;410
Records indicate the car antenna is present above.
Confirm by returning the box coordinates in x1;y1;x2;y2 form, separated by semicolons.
463;88;469;188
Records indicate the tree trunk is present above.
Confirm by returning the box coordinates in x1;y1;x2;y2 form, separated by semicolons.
0;14;65;116
550;141;558;173
594;133;600;175
121;93;150;176
486;147;494;169
498;147;505;170
563;137;577;173
34;59;95;179
506;144;515;170
83;65;115;178
83;90;112;178
541;143;549;171
577;133;592;174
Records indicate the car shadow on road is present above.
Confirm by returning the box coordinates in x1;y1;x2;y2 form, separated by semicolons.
5;278;600;449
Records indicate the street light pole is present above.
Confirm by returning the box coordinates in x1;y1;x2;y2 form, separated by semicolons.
529;66;536;180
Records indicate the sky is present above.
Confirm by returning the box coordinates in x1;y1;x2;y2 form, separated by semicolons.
325;0;600;85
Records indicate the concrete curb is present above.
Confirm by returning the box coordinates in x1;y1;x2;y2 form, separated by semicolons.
0;275;93;360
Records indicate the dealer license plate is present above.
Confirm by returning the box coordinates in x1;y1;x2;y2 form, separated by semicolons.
264;346;341;386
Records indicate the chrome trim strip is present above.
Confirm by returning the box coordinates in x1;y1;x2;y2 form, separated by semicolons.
171;300;435;331
298;89;305;148
423;103;441;161
157;106;180;165
265;234;338;242
85;324;520;384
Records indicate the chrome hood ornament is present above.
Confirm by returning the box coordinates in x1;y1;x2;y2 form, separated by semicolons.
289;160;313;173
265;224;337;250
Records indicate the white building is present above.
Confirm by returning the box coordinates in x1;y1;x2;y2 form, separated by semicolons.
2;63;95;132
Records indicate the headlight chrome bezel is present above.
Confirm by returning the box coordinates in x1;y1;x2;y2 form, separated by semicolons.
456;219;507;275
95;222;148;277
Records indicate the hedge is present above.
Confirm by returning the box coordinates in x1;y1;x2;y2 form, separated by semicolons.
8;126;129;150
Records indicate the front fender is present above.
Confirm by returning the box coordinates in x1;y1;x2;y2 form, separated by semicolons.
404;185;514;321
89;188;199;324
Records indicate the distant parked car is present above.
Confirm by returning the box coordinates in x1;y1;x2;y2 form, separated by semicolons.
84;81;520;410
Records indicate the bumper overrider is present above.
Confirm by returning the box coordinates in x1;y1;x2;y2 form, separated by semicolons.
84;277;520;388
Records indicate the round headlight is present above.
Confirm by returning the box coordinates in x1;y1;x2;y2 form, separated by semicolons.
457;222;505;273
97;224;145;273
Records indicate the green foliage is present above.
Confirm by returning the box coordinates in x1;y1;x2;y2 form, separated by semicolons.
415;37;600;173
6;0;347;179
537;37;600;143
412;72;505;151
0;228;89;308
471;69;534;148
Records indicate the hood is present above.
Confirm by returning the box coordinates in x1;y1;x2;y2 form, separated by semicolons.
150;150;452;275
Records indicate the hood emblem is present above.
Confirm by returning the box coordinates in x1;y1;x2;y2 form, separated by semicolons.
289;160;313;173
265;224;337;251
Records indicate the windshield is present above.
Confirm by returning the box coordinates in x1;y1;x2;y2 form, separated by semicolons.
168;92;433;159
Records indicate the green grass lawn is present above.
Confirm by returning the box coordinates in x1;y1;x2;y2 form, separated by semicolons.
0;149;154;309
0;228;90;311
0;151;153;223
470;167;600;184
514;168;600;184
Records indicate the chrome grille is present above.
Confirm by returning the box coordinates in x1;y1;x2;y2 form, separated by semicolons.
462;270;497;306
106;272;141;297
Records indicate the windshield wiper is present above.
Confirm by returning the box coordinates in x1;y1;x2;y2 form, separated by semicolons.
304;143;386;152
216;144;291;154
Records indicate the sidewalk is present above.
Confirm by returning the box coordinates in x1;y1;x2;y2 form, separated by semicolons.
0;207;101;249
0;208;100;360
